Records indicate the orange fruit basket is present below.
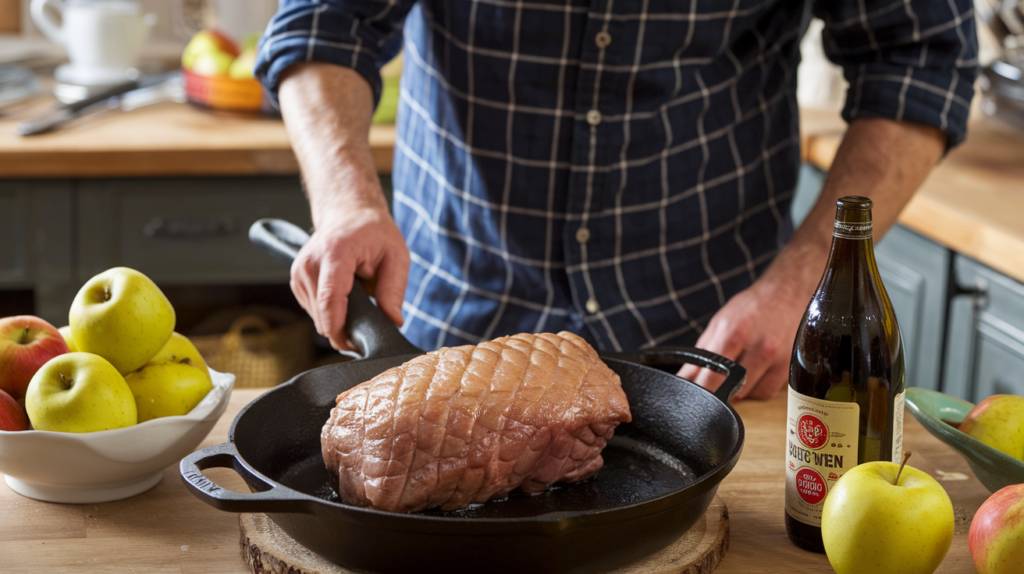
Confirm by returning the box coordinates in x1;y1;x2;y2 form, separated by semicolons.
182;68;265;113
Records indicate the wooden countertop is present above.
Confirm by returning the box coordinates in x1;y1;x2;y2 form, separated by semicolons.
0;100;395;177
0;388;989;573
801;108;1024;285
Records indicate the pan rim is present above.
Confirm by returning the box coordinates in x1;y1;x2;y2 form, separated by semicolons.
224;355;745;524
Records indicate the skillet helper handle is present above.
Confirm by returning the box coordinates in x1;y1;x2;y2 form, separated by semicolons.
180;442;312;513
605;347;746;403
248;218;422;360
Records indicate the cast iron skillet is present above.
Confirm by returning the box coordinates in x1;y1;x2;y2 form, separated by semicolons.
180;219;746;574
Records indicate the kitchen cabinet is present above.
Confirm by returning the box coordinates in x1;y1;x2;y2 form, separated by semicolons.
0;180;75;323
792;164;950;391
943;255;1024;402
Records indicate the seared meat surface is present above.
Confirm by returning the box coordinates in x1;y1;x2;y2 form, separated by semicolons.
321;331;631;513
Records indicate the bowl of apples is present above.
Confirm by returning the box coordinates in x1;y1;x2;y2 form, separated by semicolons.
0;268;234;504
905;387;1024;493
181;29;266;113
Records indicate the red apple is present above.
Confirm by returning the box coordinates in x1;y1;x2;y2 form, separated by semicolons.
970;484;1024;574
0;388;29;431
0;315;69;400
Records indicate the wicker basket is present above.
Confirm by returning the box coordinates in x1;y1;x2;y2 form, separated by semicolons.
190;310;314;388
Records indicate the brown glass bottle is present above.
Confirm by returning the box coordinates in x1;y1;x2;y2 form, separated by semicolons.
783;197;906;553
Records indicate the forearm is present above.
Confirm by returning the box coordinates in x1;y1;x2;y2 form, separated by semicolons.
764;118;947;294
278;62;387;229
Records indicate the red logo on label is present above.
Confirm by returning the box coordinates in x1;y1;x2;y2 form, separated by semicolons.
797;414;829;450
795;468;827;505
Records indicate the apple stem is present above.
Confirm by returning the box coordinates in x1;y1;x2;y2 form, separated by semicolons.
894;451;912;485
18;328;29;344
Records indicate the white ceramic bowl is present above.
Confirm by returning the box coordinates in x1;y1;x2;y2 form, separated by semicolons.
0;369;234;504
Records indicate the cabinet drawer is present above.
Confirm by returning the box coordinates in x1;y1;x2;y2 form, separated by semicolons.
943;256;1024;401
0;181;73;289
78;178;312;284
0;183;28;284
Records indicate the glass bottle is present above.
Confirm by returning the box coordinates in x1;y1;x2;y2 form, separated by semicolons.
784;196;906;553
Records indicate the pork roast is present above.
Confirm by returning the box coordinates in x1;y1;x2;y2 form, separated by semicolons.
321;331;632;513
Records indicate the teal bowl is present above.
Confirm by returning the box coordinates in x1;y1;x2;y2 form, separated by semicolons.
905;387;1024;493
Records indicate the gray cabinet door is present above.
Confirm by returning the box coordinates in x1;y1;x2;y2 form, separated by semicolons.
77;177;312;285
943;256;1024;401
0;181;76;324
792;163;949;391
873;225;950;392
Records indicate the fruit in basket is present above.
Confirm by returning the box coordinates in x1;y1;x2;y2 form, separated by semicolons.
821;453;954;574
58;325;78;352
970;484;1024;574
0;388;30;431
126;333;212;422
228;48;257;79
69;267;175;375
959;395;1024;461
0;315;69;400
191;51;235;77
182;29;239;70
25;353;137;433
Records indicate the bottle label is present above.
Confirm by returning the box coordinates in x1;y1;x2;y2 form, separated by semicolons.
892;390;905;462
784;386;860;527
833;220;872;239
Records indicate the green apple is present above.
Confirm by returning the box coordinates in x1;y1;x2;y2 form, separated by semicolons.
58;325;77;352
25;353;137;433
228;49;257;79
959;395;1024;461
69;267;176;375
125;360;213;423
181;29;239;70
822;454;954;574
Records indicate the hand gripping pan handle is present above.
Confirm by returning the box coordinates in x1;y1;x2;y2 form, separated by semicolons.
601;347;746;403
249;218;422;360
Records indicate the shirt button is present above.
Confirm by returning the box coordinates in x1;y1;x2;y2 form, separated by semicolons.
586;298;600;314
586;109;602;126
575;227;591;243
594;31;612;48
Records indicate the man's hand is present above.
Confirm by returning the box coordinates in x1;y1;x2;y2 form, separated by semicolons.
279;62;411;351
291;203;409;351
680;117;947;400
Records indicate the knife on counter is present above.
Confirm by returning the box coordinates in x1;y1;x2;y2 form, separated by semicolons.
17;72;183;136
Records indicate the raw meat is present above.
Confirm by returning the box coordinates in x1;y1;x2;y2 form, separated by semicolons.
321;331;632;513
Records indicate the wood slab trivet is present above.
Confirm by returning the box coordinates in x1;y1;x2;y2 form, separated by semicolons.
240;496;729;574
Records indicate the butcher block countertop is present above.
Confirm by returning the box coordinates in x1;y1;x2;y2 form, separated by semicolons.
0;100;396;177
801;108;1024;285
0;388;989;573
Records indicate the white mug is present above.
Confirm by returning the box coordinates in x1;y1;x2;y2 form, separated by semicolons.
31;0;156;85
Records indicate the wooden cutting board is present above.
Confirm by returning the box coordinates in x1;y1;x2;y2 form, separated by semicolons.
239;496;729;574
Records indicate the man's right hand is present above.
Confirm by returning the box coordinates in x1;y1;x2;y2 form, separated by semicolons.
278;62;410;351
291;202;409;352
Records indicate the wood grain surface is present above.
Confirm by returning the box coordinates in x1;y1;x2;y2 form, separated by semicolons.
802;111;1024;285
0;100;395;177
0;388;991;573
240;496;728;574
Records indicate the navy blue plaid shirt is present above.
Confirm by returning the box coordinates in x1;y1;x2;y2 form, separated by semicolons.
256;0;977;352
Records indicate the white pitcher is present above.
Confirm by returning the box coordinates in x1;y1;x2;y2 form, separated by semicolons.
31;0;157;85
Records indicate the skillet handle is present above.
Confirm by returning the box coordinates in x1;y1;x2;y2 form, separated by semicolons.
603;347;746;403
249;218;422;360
180;442;314;513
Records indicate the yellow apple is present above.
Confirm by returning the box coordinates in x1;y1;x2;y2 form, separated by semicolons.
149;332;208;373
228;49;257;79
959;395;1024;461
25;353;137;433
69;267;176;375
58;325;77;352
191;50;235;77
125;333;212;422
822;455;954;574
181;29;239;70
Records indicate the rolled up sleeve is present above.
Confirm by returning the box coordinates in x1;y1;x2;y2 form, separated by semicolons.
814;0;979;149
254;0;415;106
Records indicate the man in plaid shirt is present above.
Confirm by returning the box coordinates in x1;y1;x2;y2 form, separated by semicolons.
255;0;977;399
